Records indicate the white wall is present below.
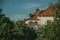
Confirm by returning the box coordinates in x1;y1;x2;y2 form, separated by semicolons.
25;20;39;24
25;20;40;29
38;16;54;25
25;16;54;26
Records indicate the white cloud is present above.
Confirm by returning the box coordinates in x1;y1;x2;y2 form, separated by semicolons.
22;3;41;9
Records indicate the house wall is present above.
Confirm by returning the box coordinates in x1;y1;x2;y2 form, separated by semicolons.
25;20;40;24
25;20;41;30
38;16;54;25
25;16;54;27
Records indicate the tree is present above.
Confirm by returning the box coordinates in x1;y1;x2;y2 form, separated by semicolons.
14;20;37;40
55;0;60;9
29;13;35;18
0;13;37;40
0;14;14;40
36;2;60;40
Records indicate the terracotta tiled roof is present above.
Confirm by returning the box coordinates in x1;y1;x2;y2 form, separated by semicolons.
39;7;55;16
29;7;60;20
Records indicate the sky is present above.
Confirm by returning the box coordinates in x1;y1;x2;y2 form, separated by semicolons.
0;0;57;21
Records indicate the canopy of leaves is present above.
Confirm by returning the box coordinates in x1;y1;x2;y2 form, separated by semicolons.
0;14;37;40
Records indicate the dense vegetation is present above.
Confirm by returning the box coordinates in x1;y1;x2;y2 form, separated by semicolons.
0;0;60;40
36;1;60;40
0;14;37;40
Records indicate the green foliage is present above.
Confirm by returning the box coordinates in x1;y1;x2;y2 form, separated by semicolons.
14;20;37;40
36;18;60;40
56;3;60;9
55;0;60;9
29;13;35;18
0;14;14;40
0;14;37;40
36;7;60;40
0;1;60;40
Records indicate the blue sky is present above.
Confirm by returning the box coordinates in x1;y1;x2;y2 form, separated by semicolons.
1;0;57;21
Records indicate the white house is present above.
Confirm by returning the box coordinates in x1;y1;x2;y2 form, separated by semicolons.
25;7;60;29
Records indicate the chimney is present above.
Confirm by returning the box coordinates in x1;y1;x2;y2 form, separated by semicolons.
36;9;40;17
